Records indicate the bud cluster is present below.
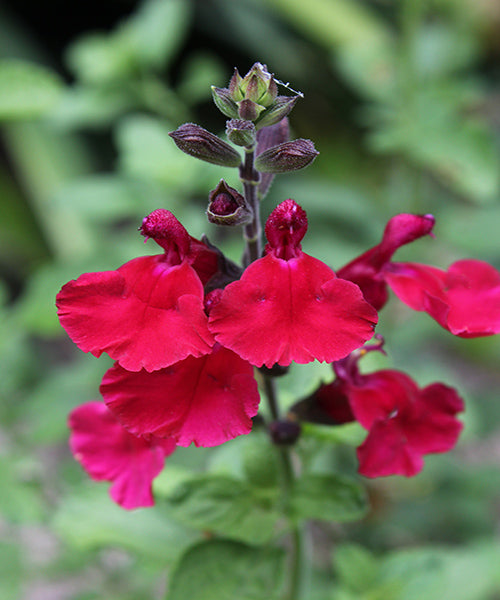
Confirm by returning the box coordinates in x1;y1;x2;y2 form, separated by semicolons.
212;62;298;130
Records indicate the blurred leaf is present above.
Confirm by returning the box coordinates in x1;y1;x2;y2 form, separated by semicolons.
291;473;368;522
368;88;500;203
266;0;396;99
301;422;366;446
126;0;192;71
413;23;479;79
161;473;280;545
0;541;22;600
334;543;379;594
379;542;500;600
0;60;63;120
52;174;165;222
166;539;285;600
51;85;135;129
0;457;45;522
177;53;226;105
2;121;93;259
66;0;191;84
115;114;223;191
54;484;195;563
25;354;110;443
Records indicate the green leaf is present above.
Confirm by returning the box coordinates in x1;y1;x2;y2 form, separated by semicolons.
116;115;221;191
53;484;195;564
162;474;281;545
166;539;286;600
266;0;396;100
368;87;500;203
126;0;192;70
334;543;379;593
291;473;368;522
0;60;63;120
301;422;366;446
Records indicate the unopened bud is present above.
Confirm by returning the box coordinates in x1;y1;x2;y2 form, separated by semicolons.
255;139;319;173
207;179;252;226
169;123;241;167
255;95;298;130
226;119;256;147
238;99;263;121
211;86;239;119
256;118;290;198
269;420;301;446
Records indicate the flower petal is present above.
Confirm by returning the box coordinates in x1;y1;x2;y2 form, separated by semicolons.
68;401;175;510
209;253;377;367
57;256;214;372
101;345;260;447
357;419;424;478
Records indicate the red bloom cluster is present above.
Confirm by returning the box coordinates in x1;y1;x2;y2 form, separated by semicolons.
58;202;380;507
314;344;464;478
58;201;500;506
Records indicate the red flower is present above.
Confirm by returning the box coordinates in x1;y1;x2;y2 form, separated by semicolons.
100;344;260;447
56;210;216;372
384;259;500;337
347;370;464;477
68;401;176;510
338;213;435;310
209;200;378;368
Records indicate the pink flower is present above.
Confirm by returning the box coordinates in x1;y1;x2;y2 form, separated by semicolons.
384;259;500;337
208;200;378;368
56;210;217;372
348;370;464;477
100;344;260;447
337;213;435;310
68;401;176;510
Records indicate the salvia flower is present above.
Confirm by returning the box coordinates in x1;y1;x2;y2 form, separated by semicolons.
338;213;435;310
349;370;464;478
68;401;176;510
208;199;378;367
56;210;216;372
384;259;500;337
100;343;260;447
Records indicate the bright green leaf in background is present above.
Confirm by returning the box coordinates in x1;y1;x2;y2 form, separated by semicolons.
0;60;63;120
166;539;286;600
291;474;368;523
159;473;281;545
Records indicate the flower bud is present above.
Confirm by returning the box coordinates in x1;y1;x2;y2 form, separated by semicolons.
169;123;241;167
254;95;298;130
238;63;277;107
226;119;256;147
255;139;319;173
256;118;290;198
237;99;263;121
211;86;239;119
207;179;252;226
269;420;301;446
214;63;292;124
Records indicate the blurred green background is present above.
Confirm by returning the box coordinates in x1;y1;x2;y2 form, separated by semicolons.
1;0;500;598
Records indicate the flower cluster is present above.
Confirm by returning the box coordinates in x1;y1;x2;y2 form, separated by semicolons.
56;63;500;509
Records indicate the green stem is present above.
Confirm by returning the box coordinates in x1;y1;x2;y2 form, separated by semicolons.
262;374;304;600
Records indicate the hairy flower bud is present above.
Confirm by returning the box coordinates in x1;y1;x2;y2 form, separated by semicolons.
211;86;239;119
169;123;241;167
213;63;298;125
255;139;319;173
226;119;256;147
254;95;298;130
207;179;252;226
